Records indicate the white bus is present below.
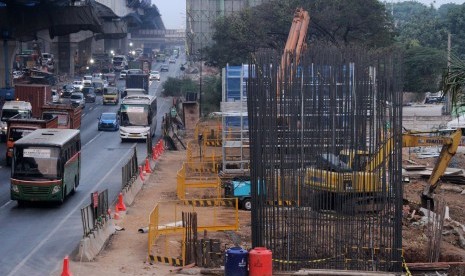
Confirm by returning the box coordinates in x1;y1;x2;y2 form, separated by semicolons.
119;94;157;141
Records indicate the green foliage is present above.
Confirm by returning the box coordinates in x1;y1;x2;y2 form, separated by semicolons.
205;0;396;68
442;54;465;112
403;46;447;93
201;75;222;115
162;77;198;97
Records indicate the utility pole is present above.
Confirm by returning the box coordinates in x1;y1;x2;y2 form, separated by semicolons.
446;32;452;115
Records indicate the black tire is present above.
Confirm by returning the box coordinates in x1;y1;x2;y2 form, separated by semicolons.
242;199;252;211
71;176;77;195
6;156;11;166
17;200;26;207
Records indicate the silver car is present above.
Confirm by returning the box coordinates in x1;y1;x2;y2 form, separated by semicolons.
70;92;85;109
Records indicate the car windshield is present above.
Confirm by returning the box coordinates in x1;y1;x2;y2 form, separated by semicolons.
64;85;74;90
151;71;159;74
101;113;116;120
81;88;93;93
71;94;82;99
104;88;118;95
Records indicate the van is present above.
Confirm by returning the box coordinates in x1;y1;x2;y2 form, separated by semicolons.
0;101;33;141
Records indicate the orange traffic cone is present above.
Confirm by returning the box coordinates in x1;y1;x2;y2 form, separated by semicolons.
116;193;126;211
61;256;72;276
145;158;152;173
139;165;145;181
113;207;120;220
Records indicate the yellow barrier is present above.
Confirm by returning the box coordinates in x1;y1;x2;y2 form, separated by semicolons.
148;198;239;266
176;161;221;200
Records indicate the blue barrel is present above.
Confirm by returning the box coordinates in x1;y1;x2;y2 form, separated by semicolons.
225;247;248;276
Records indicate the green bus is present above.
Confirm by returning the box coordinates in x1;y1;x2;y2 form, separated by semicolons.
11;128;81;204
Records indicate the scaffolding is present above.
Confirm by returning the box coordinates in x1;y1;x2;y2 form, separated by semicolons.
247;44;404;272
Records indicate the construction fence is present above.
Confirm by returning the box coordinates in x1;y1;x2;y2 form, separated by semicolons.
80;189;109;238
147;198;239;266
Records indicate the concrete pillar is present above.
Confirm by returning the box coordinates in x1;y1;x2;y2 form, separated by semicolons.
0;40;18;88
120;36;128;55
69;42;78;78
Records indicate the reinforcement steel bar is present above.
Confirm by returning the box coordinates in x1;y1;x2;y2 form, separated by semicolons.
247;43;403;272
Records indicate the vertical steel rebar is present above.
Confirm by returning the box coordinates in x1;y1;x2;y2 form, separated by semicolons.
247;44;403;272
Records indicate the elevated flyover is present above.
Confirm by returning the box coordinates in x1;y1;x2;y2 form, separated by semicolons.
0;0;166;82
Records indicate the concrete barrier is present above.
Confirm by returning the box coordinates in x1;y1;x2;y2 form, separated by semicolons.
74;220;116;262
122;158;155;206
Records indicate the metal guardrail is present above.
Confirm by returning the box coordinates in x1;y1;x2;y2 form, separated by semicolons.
121;146;139;190
80;189;109;238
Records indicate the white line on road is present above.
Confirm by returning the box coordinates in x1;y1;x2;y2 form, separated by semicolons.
7;146;136;276
82;132;103;149
0;200;12;209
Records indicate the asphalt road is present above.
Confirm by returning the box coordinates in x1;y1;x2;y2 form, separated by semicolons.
0;57;183;276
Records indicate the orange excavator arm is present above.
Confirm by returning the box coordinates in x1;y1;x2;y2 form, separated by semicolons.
279;8;310;86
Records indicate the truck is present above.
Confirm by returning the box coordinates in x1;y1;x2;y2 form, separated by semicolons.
0;100;33;141
128;59;152;74
41;103;82;129
125;73;149;94
224;178;252;210
14;84;52;118
102;86;120;105
5;114;59;165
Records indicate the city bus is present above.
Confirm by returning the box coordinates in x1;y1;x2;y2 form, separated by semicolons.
119;94;157;141
10;128;81;204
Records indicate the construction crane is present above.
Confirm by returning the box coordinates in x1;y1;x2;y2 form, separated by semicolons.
305;128;462;213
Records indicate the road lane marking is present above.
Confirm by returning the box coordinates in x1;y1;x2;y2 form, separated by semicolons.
0;200;12;209
82;132;103;149
7;146;136;276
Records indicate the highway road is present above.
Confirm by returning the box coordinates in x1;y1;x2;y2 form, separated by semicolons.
0;57;183;276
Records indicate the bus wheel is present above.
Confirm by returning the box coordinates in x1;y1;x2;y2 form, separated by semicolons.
6;157;11;166
17;200;26;207
71;176;77;195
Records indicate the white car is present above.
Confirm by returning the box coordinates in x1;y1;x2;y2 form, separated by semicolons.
73;80;83;91
12;71;23;79
51;89;60;103
120;70;128;79
149;70;160;81
70;92;85;109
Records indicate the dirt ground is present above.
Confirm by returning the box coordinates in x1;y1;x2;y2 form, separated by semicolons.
60;143;465;275
62;149;251;276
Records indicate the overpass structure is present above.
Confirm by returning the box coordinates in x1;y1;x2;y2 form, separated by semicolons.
0;0;171;89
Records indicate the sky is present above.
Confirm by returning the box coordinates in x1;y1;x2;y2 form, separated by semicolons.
151;0;465;30
152;0;186;30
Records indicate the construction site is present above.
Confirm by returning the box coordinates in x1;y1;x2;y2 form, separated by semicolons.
64;7;465;276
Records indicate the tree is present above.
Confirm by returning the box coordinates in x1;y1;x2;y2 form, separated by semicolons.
403;46;447;93
201;75;222;115
204;0;396;68
162;77;197;97
441;54;465;114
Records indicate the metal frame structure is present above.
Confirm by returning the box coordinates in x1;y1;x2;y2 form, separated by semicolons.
247;44;403;272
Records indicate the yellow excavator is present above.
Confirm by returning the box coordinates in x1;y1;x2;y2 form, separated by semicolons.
305;128;462;213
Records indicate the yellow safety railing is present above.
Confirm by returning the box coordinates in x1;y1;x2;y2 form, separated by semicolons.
148;198;239;266
176;161;221;200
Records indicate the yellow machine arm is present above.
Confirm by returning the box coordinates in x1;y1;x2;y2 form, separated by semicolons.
418;129;462;205
364;128;462;207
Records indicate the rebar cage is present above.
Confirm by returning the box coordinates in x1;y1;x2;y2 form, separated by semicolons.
247;44;403;272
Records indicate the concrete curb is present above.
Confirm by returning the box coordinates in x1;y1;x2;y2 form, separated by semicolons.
74;219;116;262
